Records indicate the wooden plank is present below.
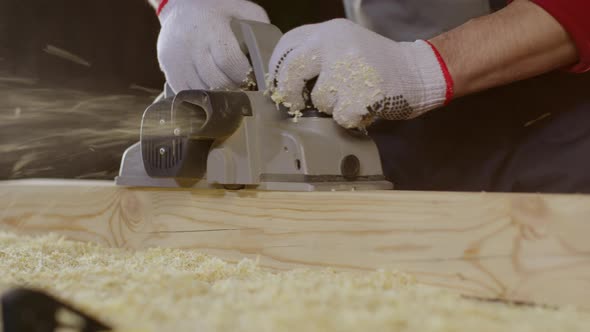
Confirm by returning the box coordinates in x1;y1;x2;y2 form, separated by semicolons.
1;179;590;309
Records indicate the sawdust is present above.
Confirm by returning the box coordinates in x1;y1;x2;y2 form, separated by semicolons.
0;75;153;180
44;45;92;67
1;231;589;332
268;53;383;128
319;55;383;129
268;53;309;121
129;84;162;95
0;76;39;85
240;68;258;91
270;90;303;122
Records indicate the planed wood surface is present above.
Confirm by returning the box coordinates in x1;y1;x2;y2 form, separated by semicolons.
1;180;590;309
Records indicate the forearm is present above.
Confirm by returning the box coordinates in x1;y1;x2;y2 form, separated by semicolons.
430;0;578;98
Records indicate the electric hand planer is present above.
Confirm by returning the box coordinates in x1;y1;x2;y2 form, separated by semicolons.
116;20;392;191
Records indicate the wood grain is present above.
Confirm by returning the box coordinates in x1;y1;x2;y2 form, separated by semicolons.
1;180;590;308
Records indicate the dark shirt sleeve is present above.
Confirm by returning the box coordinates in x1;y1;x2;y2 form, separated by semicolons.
529;0;590;73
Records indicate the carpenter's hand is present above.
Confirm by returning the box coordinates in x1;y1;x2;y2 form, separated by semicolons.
157;0;269;93
268;19;453;129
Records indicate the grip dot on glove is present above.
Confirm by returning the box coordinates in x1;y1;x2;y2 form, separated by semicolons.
272;49;295;88
368;95;414;120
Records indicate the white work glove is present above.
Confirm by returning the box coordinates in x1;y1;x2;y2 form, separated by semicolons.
157;0;270;93
268;19;454;129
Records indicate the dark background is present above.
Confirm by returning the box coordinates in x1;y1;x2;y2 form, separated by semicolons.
1;0;345;92
0;0;345;180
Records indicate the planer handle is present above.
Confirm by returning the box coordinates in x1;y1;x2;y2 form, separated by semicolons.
230;19;283;92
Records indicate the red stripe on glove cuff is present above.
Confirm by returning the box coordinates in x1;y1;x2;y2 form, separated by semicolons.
157;0;169;15
425;40;455;106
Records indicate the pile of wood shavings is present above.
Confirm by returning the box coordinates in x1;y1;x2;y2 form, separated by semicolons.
1;232;589;332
